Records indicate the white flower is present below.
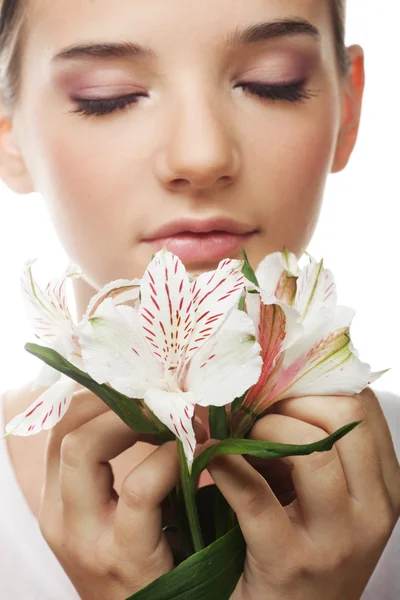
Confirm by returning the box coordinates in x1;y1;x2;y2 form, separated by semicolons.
78;248;263;470
4;259;140;437
232;251;384;436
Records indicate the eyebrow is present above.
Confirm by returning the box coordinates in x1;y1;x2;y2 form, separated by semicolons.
52;18;320;63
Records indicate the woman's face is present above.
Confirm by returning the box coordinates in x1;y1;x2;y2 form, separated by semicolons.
10;0;359;308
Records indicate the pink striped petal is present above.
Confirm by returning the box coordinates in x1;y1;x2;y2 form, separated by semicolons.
183;258;246;366
143;387;196;471
139;249;194;370
4;375;76;437
261;306;373;406
241;302;287;409
246;289;302;353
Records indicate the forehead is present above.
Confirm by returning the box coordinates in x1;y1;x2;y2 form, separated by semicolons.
23;0;331;60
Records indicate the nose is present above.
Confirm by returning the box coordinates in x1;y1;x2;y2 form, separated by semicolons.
155;87;240;192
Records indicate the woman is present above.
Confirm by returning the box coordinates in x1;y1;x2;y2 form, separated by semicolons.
0;0;398;598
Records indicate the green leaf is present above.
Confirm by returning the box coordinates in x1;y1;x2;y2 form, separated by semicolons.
191;420;362;481
241;248;259;287
125;525;245;600
196;484;218;546
24;343;172;438
209;406;229;440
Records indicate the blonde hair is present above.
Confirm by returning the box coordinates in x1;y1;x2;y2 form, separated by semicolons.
0;0;350;114
0;0;26;112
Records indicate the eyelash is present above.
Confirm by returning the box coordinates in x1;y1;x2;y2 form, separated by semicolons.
70;79;318;118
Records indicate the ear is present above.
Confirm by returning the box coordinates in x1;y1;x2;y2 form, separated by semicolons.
0;105;35;195
331;44;365;173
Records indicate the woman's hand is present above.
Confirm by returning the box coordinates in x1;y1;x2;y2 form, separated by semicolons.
38;389;181;600
208;388;400;600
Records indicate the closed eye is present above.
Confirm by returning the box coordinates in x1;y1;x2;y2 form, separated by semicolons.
236;78;320;103
69;92;148;117
70;79;319;118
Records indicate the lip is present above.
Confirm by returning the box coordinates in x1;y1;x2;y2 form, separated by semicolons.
142;217;257;264
143;217;257;240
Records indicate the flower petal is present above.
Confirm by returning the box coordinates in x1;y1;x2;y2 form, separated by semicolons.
246;289;302;353
139;249;194;370
183;258;246;366
86;278;141;318
4;375;76;437
255;251;299;298
20;260;79;342
77;299;163;398
241;301;289;411
144;387;196;471
186;309;263;408
294;255;337;328
20;259;82;367
267;306;373;402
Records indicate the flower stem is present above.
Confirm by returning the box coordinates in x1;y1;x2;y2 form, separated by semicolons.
177;440;204;553
168;488;193;560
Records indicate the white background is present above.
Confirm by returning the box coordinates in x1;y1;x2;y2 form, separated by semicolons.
0;1;398;396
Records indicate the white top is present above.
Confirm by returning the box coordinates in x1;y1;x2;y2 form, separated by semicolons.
0;389;399;600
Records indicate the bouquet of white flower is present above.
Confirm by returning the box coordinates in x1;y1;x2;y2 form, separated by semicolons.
2;247;386;599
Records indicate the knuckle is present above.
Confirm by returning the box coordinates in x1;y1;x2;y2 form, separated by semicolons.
120;479;151;511
300;429;327;447
297;429;340;473
38;516;61;547
60;432;81;468
38;505;63;548
281;547;317;584
331;395;366;425
73;547;109;578
318;541;354;574
306;447;339;473
65;533;112;577
366;505;396;548
294;541;355;580
60;432;84;468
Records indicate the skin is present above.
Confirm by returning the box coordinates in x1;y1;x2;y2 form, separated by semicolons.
0;0;399;599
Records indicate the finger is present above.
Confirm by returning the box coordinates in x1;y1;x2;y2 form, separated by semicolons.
59;409;143;534
113;441;181;558
272;394;392;509
250;413;352;535
206;441;296;559
42;389;110;513
244;454;296;506
355;388;400;511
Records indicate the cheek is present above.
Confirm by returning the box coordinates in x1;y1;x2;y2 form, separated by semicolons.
26;108;153;285
244;95;339;253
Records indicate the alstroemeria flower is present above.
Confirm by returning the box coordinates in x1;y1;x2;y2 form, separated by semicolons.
77;248;263;470
232;251;383;437
4;259;141;437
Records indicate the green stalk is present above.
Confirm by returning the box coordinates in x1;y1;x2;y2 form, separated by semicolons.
168;487;193;560
177;440;204;553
